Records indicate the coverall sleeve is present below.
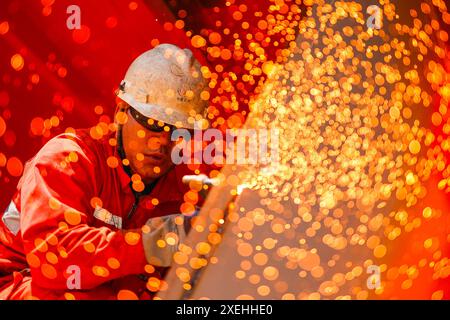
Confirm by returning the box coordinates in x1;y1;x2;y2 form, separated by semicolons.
18;134;148;290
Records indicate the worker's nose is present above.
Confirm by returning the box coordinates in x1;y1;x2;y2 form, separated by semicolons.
147;131;171;149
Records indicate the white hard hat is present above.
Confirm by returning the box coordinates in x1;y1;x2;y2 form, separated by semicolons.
117;44;209;129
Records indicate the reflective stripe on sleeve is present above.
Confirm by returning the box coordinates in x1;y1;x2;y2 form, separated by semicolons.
2;201;20;236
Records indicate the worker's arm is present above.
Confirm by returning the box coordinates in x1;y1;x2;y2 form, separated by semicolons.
18;134;149;291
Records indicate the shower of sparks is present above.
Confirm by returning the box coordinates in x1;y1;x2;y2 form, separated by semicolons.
168;0;450;300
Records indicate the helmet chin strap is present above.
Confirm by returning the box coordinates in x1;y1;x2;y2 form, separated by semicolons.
116;122;130;174
116;105;132;177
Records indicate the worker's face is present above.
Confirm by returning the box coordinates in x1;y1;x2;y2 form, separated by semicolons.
120;107;175;184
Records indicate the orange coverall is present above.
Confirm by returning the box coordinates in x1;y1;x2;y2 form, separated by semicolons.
0;129;189;299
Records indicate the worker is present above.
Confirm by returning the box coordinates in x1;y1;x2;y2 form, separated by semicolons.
0;44;209;299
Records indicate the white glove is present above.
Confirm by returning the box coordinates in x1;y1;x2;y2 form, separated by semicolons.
141;214;189;267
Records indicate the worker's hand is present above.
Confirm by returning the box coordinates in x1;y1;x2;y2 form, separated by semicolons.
142;214;192;267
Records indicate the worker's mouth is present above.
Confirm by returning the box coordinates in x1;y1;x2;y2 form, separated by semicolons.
144;153;165;165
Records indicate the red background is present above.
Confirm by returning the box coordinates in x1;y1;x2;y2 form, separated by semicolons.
0;0;283;211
